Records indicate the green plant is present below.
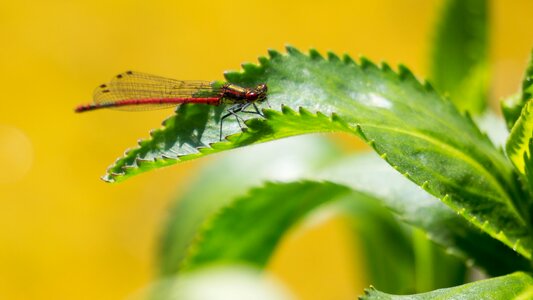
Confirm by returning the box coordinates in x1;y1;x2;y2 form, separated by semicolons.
104;0;533;298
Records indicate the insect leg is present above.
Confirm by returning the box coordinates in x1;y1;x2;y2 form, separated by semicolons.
238;103;264;117
252;103;264;116
219;104;246;140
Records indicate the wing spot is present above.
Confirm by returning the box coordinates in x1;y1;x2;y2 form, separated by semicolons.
117;74;123;79
126;70;133;75
102;89;110;93
99;84;107;88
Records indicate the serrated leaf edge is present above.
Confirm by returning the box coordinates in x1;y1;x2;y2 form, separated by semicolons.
506;100;533;174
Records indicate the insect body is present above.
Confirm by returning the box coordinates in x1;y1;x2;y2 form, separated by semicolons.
75;71;268;139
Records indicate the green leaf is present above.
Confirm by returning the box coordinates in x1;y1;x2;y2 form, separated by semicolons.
102;104;350;183
502;50;533;130
180;181;352;269
526;141;533;195
236;48;531;260
108;47;530;259
505;99;533;223
359;272;533;300
314;153;531;276
523;51;533;108
506;50;533;175
506;100;533;174
179;180;425;293
430;0;489;114
158;135;342;276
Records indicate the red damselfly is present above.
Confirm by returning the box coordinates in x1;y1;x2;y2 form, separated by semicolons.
75;71;268;140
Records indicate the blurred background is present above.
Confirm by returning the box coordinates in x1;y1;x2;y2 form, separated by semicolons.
1;0;532;299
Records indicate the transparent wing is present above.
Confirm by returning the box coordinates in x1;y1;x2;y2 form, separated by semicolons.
93;71;219;111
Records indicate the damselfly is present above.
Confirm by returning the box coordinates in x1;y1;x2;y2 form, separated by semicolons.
75;71;268;140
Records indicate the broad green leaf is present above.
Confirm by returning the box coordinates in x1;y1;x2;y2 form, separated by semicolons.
523;51;533;109
502;50;533;130
102;102;349;183
180;181;424;293
109;47;530;258
314;153;531;276
243;48;529;259
430;0;489;114
158;135;342;276
359;272;533;300
506;50;533;174
506;100;533;174
523;140;533;224
505;99;533;221
180;181;352;269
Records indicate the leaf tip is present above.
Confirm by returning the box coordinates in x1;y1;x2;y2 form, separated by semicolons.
513;239;521;251
100;174;115;183
359;56;377;70
423;80;436;92
421;180;430;189
298;106;314;117
267;48;282;59
285;45;303;56
379;61;392;72
223;70;242;83
359;286;377;300
309;48;324;60
342;54;356;65
458;207;466;215
257;56;269;66
278;105;295;116
481;220;489;229
398;64;416;81
327;51;341;62
241;61;260;73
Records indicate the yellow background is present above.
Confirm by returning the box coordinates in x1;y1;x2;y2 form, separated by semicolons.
1;0;532;299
